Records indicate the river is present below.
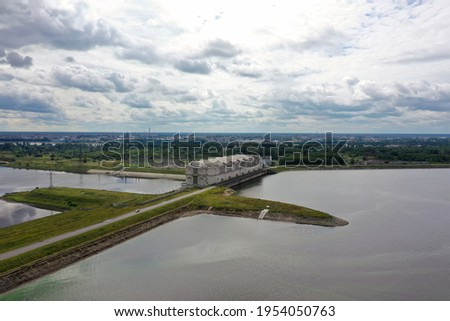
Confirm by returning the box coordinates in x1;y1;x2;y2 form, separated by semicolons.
0;167;181;228
1;169;450;300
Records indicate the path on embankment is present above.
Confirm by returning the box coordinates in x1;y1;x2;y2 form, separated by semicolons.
0;187;213;261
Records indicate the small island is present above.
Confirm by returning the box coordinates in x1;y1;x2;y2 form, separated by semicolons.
0;186;347;293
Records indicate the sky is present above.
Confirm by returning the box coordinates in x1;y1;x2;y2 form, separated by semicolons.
0;0;449;133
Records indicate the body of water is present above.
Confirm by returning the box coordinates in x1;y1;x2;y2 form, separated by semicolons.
0;167;181;227
1;169;450;300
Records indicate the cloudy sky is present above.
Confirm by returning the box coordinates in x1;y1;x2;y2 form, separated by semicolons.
0;0;449;133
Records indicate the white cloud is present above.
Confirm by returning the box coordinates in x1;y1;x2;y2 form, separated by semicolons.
52;64;136;92
1;0;450;132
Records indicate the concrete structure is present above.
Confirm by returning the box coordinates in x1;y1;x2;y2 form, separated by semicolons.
186;154;265;187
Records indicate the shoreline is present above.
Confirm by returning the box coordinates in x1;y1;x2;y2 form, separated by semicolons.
196;210;349;227
271;163;450;172
0;208;347;295
1;164;449;180
86;169;186;181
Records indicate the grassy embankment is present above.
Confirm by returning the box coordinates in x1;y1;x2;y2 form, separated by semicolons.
190;187;330;219
0;186;332;275
2;156;185;175
1;187;196;253
0;188;158;253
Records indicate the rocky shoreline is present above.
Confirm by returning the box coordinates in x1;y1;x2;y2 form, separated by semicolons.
208;210;349;227
0;208;347;295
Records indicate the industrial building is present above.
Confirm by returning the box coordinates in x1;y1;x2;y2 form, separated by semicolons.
185;154;265;187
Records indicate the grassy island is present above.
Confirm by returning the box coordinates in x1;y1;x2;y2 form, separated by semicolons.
0;186;347;293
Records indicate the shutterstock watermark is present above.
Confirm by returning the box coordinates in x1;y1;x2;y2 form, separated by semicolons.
100;132;348;170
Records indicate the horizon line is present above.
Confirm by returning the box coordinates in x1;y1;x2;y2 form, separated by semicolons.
0;131;450;135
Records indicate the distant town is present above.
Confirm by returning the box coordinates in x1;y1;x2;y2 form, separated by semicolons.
0;132;449;174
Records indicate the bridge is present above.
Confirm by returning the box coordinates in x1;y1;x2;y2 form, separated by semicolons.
218;168;272;188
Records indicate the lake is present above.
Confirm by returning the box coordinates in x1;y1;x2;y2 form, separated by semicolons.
1;169;450;300
0;167;181;227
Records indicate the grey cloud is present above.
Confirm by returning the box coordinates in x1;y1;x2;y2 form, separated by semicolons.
0;86;61;114
344;77;360;94
277;100;393;120
211;99;230;115
74;96;101;108
265;83;409;121
174;94;200;103
358;81;391;100
116;45;159;64
65;56;75;63
2;51;33;68
0;48;5;58
53;64;136;92
200;39;240;58
121;94;153;108
140;78;190;99
351;81;450;115
394;83;450;112
285;68;321;78
236;71;262;78
0;73;14;81
407;0;423;6
354;81;450;112
218;58;263;78
267;68;321;82
125;104;191;123
226;68;261;78
174;59;211;74
0;1;122;50
344;77;359;87
107;72;136;92
387;50;450;64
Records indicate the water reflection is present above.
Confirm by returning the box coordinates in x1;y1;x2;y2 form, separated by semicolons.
0;200;58;228
2;169;449;300
0;167;181;195
0;167;181;227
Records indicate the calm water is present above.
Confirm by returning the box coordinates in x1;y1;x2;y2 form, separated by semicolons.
0;167;181;227
1;169;450;300
0;200;59;228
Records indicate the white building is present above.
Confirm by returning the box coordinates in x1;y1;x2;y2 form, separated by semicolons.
186;154;264;187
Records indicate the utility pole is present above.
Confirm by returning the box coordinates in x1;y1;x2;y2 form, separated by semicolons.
49;171;54;188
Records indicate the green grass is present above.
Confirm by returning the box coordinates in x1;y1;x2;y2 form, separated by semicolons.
0;188;159;254
3;156;186;175
3;156;98;173
3;187;147;210
189;187;331;219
